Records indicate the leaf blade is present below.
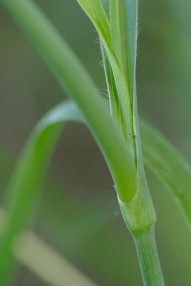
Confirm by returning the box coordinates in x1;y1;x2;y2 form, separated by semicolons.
141;120;191;231
0;101;84;285
77;0;135;154
124;0;138;92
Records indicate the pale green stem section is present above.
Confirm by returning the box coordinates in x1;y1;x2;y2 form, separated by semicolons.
119;195;164;286
134;227;165;286
0;0;136;202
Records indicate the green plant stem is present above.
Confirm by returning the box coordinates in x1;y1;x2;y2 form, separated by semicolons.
133;227;165;286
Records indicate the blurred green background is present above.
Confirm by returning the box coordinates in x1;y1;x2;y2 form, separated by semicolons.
0;0;191;285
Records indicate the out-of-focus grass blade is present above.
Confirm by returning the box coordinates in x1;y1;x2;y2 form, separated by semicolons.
140;120;191;231
16;232;99;286
0;209;99;286
0;101;84;285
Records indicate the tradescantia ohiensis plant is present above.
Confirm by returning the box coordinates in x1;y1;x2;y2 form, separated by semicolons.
1;0;191;285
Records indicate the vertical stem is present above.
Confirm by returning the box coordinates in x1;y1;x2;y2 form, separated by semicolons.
133;227;165;286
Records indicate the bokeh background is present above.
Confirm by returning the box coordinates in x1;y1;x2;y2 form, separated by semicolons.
0;0;191;285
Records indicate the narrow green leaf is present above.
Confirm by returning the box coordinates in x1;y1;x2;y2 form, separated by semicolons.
124;0;139;166
141;120;191;231
77;0;135;156
100;43;125;133
108;0;138;97
1;0;137;203
110;0;127;77
109;0;139;162
124;0;138;92
0;101;84;285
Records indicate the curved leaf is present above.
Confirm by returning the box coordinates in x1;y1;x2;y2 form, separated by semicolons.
0;101;84;284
